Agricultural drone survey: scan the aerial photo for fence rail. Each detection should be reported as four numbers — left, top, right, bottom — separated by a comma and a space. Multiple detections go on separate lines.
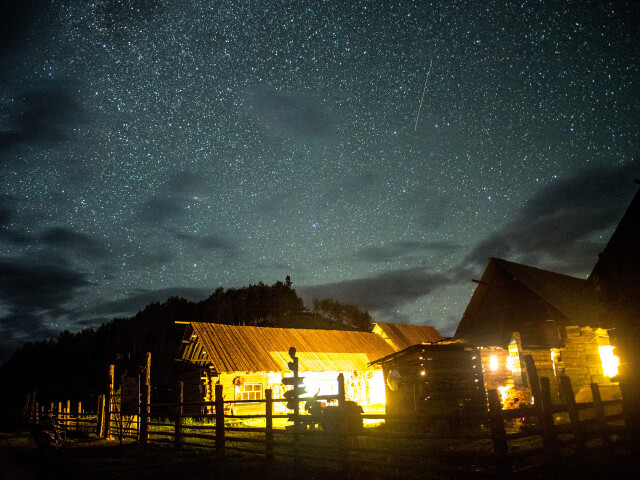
31, 373, 627, 477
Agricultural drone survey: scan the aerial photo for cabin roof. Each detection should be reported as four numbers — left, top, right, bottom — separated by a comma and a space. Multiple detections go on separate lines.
180, 322, 398, 373
455, 257, 602, 347
372, 322, 444, 350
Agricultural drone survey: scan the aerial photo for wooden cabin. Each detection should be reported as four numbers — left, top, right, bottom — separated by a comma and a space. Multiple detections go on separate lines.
454, 257, 620, 406
177, 322, 443, 414
369, 341, 486, 420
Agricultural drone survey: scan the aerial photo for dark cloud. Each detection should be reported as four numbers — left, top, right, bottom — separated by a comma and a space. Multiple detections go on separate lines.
174, 231, 237, 252
139, 171, 211, 223
165, 171, 211, 199
298, 267, 453, 313
355, 240, 458, 263
0, 84, 84, 152
249, 86, 336, 141
0, 0, 45, 60
0, 257, 90, 312
321, 173, 378, 207
465, 162, 639, 269
40, 227, 109, 259
139, 196, 184, 223
0, 257, 90, 360
85, 287, 212, 319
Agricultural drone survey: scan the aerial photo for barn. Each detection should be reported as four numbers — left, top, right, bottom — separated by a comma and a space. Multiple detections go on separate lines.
177, 322, 443, 413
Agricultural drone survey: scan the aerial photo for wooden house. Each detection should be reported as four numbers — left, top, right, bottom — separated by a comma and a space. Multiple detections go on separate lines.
454, 257, 619, 405
369, 340, 486, 419
177, 322, 443, 413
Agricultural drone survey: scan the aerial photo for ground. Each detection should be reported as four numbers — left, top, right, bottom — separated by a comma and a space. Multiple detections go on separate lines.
1, 428, 638, 480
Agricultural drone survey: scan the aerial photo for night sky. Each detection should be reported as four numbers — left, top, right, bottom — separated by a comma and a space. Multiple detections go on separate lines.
1, 0, 638, 363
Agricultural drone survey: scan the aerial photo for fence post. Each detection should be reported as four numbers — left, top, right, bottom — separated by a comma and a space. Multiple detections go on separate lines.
215, 383, 225, 458
337, 373, 350, 475
488, 389, 511, 476
65, 400, 70, 431
77, 402, 81, 432
140, 352, 151, 444
540, 377, 560, 463
105, 364, 114, 439
265, 388, 274, 463
97, 395, 104, 437
591, 383, 612, 451
558, 375, 584, 459
175, 381, 183, 449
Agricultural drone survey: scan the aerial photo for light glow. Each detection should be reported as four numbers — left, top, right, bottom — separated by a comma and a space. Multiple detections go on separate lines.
489, 355, 499, 371
498, 385, 512, 404
368, 370, 386, 405
599, 345, 620, 377
506, 355, 514, 371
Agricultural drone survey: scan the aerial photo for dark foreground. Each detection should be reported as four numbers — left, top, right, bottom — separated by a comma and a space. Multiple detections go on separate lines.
1, 429, 638, 480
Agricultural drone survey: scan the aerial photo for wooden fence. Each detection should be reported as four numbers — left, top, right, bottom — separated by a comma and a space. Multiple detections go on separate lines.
37, 373, 627, 477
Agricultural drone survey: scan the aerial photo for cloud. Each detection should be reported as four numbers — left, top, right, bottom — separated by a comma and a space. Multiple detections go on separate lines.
139, 171, 211, 223
355, 240, 458, 263
464, 162, 639, 269
0, 84, 84, 152
40, 227, 109, 259
84, 287, 212, 320
298, 267, 454, 313
0, 257, 90, 312
174, 231, 237, 252
249, 86, 336, 141
0, 256, 91, 360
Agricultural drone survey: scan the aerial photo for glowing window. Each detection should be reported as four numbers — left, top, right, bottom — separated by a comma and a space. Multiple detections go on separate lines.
599, 346, 620, 378
236, 383, 262, 401
489, 355, 499, 371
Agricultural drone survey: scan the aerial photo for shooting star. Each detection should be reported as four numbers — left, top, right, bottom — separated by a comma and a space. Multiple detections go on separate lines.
414, 59, 433, 132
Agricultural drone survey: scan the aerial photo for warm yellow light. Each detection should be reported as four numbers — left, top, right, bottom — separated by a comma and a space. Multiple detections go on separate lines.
599, 345, 620, 377
498, 385, 512, 404
369, 370, 386, 405
506, 355, 514, 371
489, 355, 499, 371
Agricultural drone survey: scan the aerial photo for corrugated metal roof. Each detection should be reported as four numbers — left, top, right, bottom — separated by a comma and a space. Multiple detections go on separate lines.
372, 322, 444, 350
188, 323, 397, 373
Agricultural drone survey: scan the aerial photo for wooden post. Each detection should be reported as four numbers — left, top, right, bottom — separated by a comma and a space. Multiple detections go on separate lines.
265, 389, 274, 463
591, 383, 612, 451
488, 389, 511, 476
215, 383, 225, 458
105, 364, 114, 439
140, 352, 151, 444
77, 402, 82, 432
66, 400, 71, 431
337, 373, 350, 474
540, 377, 560, 463
558, 375, 585, 459
523, 355, 556, 465
175, 381, 183, 449
97, 394, 104, 437
57, 402, 62, 430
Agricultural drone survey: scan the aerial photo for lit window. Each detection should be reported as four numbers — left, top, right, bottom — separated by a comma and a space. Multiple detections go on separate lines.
236, 383, 262, 401
599, 346, 620, 378
489, 355, 499, 371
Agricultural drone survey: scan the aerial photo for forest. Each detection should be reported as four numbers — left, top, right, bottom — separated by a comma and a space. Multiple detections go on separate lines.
0, 277, 372, 424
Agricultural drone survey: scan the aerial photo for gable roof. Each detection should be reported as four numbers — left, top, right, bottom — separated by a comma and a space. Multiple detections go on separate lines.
180, 322, 397, 373
372, 322, 444, 351
494, 258, 600, 326
455, 257, 602, 347
588, 183, 640, 291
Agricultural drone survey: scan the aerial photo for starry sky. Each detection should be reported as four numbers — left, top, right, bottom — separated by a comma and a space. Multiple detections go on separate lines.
1, 0, 638, 363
